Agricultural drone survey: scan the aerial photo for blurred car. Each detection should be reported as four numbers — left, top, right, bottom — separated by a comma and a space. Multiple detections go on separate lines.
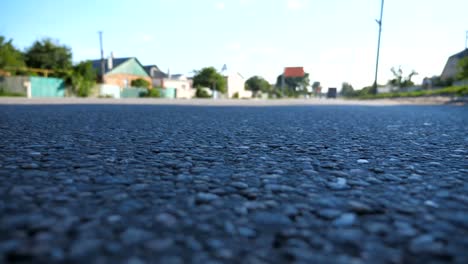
327, 88, 337, 99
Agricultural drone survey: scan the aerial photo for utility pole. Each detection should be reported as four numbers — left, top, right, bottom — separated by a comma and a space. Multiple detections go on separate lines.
281, 69, 285, 98
465, 30, 468, 49
372, 0, 384, 94
212, 81, 216, 99
99, 31, 105, 82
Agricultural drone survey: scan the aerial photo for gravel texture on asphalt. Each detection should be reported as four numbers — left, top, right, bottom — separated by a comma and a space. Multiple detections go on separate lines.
0, 104, 467, 264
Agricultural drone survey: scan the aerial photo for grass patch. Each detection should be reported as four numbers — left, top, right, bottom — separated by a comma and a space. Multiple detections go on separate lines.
0, 88, 26, 97
351, 86, 468, 100
98, 94, 114, 98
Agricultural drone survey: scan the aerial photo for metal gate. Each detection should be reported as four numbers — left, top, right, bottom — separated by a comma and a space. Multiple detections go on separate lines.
30, 77, 65, 97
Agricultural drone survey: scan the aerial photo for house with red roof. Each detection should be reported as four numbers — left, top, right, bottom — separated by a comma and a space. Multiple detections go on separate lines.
284, 67, 305, 78
279, 67, 307, 91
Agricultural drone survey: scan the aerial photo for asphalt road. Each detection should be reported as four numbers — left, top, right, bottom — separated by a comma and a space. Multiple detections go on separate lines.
0, 104, 467, 264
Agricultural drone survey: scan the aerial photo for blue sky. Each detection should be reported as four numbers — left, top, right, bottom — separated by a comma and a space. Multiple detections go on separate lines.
2, 0, 467, 89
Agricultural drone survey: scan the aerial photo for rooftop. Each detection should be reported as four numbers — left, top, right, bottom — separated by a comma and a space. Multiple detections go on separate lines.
90, 57, 133, 76
284, 67, 305, 77
449, 48, 468, 59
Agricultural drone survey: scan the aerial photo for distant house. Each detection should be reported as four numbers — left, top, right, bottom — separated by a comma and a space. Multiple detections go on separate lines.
151, 72, 194, 99
441, 48, 468, 81
280, 67, 305, 88
278, 67, 308, 93
91, 55, 151, 88
284, 67, 305, 78
224, 71, 252, 98
143, 65, 167, 80
377, 85, 398, 94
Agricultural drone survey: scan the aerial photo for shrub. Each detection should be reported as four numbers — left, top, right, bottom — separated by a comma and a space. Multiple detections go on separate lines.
131, 78, 150, 88
146, 88, 161, 98
70, 61, 96, 97
71, 74, 93, 97
195, 87, 210, 98
352, 86, 468, 99
232, 92, 239, 99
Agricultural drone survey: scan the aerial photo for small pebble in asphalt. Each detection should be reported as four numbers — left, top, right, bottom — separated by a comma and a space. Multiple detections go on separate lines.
333, 213, 357, 227
327, 177, 348, 190
195, 192, 219, 204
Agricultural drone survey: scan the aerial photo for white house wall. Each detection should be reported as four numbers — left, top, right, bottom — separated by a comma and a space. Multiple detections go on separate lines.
99, 84, 121, 99
226, 73, 248, 98
154, 78, 193, 99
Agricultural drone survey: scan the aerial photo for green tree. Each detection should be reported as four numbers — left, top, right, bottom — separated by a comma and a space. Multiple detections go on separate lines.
457, 57, 468, 80
193, 67, 226, 93
404, 70, 418, 87
131, 78, 151, 88
275, 72, 310, 97
24, 38, 72, 70
245, 76, 270, 97
340, 82, 354, 97
389, 66, 403, 87
0, 36, 25, 69
355, 86, 373, 97
71, 61, 97, 97
312, 81, 321, 95
428, 76, 453, 87
388, 66, 418, 89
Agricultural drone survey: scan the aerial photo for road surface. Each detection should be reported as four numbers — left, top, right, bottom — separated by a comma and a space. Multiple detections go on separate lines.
0, 104, 467, 263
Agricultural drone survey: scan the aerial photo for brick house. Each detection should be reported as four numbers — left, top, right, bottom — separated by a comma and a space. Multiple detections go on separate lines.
91, 56, 151, 88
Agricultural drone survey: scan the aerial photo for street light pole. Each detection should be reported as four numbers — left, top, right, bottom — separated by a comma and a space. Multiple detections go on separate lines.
465, 30, 468, 49
212, 81, 216, 99
373, 0, 384, 94
99, 31, 105, 82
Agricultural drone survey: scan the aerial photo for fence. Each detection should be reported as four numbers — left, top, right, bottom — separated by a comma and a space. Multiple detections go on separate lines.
0, 76, 28, 95
159, 87, 176, 99
0, 76, 65, 97
30, 77, 65, 97
121, 87, 148, 98
119, 87, 176, 98
1, 77, 181, 99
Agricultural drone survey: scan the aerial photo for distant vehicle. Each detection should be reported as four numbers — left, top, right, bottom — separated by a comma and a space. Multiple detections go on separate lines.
327, 88, 337, 99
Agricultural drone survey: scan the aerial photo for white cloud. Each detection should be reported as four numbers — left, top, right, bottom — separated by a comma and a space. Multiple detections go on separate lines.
249, 46, 279, 55
215, 2, 225, 10
286, 0, 305, 10
73, 47, 100, 62
141, 34, 154, 42
261, 67, 283, 84
225, 42, 242, 51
